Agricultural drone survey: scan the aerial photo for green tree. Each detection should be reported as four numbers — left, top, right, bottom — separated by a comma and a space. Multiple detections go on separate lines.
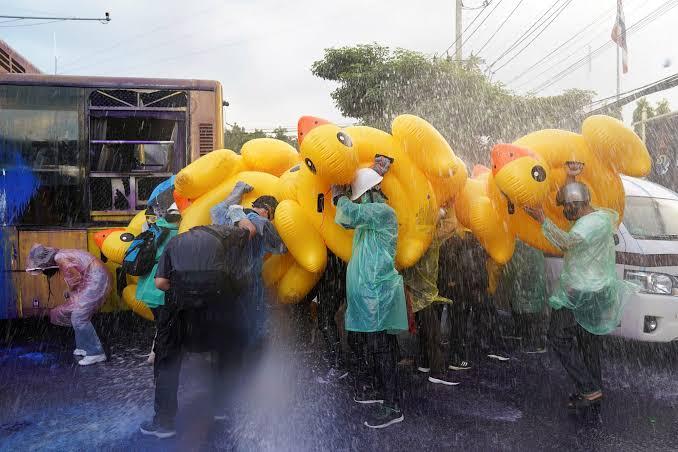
632, 98, 656, 135
224, 124, 297, 153
311, 44, 595, 164
656, 98, 671, 115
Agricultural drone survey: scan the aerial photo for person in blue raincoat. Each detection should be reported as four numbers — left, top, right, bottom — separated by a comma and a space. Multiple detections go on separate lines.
211, 182, 286, 349
332, 156, 407, 430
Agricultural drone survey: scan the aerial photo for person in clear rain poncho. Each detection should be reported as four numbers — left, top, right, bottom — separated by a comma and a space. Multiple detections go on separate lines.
332, 157, 407, 430
525, 181, 636, 413
26, 244, 111, 365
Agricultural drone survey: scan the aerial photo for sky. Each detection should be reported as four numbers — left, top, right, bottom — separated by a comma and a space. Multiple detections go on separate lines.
2, 0, 678, 132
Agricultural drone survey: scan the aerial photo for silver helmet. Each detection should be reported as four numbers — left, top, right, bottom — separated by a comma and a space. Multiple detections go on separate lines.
556, 181, 591, 206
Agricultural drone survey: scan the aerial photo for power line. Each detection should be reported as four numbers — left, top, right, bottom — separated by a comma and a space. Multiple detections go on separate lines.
0, 19, 64, 28
506, 4, 616, 86
475, 0, 525, 57
487, 0, 563, 69
462, 1, 490, 10
492, 0, 574, 74
531, 0, 678, 93
0, 13, 110, 22
440, 1, 491, 57
458, 0, 505, 54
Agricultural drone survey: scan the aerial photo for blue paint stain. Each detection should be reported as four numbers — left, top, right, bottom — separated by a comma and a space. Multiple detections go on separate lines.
0, 150, 40, 319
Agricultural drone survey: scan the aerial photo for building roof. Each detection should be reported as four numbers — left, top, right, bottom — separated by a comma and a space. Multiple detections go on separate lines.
0, 39, 41, 74
0, 73, 220, 91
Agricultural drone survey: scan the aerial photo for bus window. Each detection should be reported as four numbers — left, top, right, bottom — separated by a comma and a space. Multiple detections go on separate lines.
0, 85, 86, 226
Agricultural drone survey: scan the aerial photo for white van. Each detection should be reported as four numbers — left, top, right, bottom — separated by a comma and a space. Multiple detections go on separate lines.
545, 176, 678, 342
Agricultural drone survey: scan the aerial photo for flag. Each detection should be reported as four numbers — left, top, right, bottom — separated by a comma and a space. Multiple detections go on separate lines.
611, 0, 628, 73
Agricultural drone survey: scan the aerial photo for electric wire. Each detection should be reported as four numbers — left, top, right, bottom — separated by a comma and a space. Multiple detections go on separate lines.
440, 1, 491, 57
475, 0, 525, 57
458, 0, 505, 54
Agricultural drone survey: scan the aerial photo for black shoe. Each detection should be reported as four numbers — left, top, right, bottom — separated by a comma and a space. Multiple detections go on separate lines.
139, 420, 176, 439
353, 390, 384, 405
524, 344, 547, 354
448, 359, 472, 371
487, 350, 511, 361
364, 405, 404, 429
428, 373, 460, 386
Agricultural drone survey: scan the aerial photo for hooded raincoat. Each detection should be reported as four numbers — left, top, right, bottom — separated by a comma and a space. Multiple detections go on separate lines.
136, 218, 179, 308
542, 208, 636, 334
26, 246, 111, 328
335, 196, 407, 333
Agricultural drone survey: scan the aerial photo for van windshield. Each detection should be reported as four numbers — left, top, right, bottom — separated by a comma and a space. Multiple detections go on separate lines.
624, 196, 678, 240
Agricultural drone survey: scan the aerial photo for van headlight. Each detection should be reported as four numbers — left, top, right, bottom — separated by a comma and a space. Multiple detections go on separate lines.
624, 270, 676, 295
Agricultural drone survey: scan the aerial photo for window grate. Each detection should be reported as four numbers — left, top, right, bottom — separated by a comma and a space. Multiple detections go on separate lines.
199, 123, 214, 156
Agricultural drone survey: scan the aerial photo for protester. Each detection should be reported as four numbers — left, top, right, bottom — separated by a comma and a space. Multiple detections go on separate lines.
210, 181, 286, 349
524, 181, 634, 413
314, 251, 349, 381
497, 239, 548, 353
333, 157, 408, 429
136, 203, 181, 364
26, 244, 111, 365
439, 230, 510, 371
403, 206, 458, 386
139, 222, 253, 439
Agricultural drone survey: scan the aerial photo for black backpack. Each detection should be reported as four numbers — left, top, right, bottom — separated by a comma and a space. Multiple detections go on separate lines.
169, 225, 250, 310
122, 224, 169, 276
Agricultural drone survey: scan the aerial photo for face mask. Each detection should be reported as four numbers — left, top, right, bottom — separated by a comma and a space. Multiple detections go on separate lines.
165, 213, 181, 224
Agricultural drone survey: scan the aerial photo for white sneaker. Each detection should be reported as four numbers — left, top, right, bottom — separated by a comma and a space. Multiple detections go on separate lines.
73, 349, 87, 356
417, 367, 431, 373
78, 354, 107, 366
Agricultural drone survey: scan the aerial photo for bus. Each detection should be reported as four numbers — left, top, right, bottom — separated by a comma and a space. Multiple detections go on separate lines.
0, 74, 225, 319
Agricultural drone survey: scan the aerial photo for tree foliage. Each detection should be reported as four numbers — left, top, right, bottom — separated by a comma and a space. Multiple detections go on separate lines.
224, 124, 297, 153
632, 97, 671, 135
311, 44, 595, 164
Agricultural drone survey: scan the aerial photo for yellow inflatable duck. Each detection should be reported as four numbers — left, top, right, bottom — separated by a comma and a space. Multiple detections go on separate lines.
98, 115, 467, 307
455, 115, 651, 264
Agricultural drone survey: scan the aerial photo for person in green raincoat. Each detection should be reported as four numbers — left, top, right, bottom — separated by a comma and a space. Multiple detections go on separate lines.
525, 181, 635, 414
403, 206, 457, 386
332, 156, 407, 430
497, 239, 548, 353
137, 203, 181, 363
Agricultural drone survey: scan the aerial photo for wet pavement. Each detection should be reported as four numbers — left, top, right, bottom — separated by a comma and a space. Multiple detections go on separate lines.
1, 309, 677, 452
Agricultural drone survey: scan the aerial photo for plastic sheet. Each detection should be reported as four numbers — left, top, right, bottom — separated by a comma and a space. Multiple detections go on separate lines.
499, 240, 547, 314
335, 196, 407, 333
543, 209, 636, 334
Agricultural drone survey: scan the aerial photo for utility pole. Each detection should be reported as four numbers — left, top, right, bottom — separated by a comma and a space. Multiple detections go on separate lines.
455, 0, 463, 61
616, 45, 621, 101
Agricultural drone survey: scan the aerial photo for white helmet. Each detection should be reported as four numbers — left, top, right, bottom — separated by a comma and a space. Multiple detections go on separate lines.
350, 168, 383, 201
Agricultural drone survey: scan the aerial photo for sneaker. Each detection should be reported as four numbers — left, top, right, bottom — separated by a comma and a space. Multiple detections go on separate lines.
448, 360, 472, 371
524, 344, 547, 354
78, 354, 107, 366
139, 420, 176, 439
364, 405, 404, 429
487, 351, 511, 361
417, 366, 431, 373
73, 349, 86, 356
214, 414, 227, 421
353, 391, 384, 405
428, 374, 460, 386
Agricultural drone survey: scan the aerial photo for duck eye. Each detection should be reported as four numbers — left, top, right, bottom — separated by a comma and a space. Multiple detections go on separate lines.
336, 131, 352, 147
305, 158, 317, 174
531, 165, 546, 182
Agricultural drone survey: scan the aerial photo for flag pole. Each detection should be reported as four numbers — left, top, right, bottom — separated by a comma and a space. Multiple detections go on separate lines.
616, 42, 620, 101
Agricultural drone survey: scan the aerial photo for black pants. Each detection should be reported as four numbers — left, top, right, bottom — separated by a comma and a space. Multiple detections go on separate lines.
348, 331, 400, 407
449, 295, 504, 361
513, 312, 547, 342
415, 304, 449, 375
548, 308, 602, 395
318, 295, 342, 367
151, 302, 247, 426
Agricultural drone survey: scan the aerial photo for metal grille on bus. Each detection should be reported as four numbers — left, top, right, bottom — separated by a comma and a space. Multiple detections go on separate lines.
89, 89, 187, 108
199, 123, 214, 156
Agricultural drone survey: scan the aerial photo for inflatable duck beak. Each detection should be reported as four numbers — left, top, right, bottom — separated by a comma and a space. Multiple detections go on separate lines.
94, 228, 125, 250
491, 144, 536, 176
297, 116, 330, 144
